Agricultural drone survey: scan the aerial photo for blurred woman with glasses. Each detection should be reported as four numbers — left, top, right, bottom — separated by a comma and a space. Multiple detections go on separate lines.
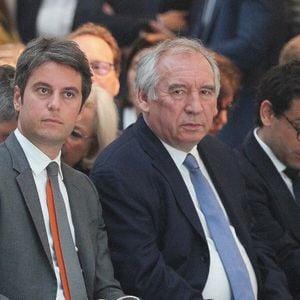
62, 84, 119, 174
69, 22, 121, 97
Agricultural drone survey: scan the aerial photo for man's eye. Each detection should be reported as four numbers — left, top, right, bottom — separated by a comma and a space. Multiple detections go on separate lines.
171, 89, 185, 96
64, 91, 75, 98
201, 89, 211, 95
200, 89, 215, 99
38, 87, 49, 94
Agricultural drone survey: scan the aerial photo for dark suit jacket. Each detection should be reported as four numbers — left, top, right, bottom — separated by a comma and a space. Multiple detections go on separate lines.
90, 116, 291, 300
238, 131, 300, 298
0, 133, 123, 300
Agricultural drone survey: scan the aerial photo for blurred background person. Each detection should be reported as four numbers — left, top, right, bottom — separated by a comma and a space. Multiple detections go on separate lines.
210, 51, 242, 135
62, 84, 119, 174
286, 0, 300, 37
0, 0, 19, 44
0, 64, 17, 142
15, 0, 190, 47
118, 37, 164, 130
0, 41, 24, 66
279, 34, 300, 65
69, 22, 121, 98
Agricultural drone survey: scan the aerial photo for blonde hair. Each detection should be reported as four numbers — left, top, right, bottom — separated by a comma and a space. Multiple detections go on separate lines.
82, 84, 119, 170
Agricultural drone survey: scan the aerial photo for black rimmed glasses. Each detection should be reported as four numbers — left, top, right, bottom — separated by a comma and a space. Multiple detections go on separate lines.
90, 61, 114, 76
283, 114, 300, 141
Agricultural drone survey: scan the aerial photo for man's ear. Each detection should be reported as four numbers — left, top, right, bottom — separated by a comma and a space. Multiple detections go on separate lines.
13, 86, 22, 112
260, 100, 274, 126
136, 88, 150, 113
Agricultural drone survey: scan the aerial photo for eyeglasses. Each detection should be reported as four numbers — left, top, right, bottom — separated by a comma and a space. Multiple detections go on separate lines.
69, 129, 93, 140
90, 61, 114, 76
283, 114, 300, 141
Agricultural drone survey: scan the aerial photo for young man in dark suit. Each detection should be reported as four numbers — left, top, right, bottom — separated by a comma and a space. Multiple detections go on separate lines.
0, 37, 137, 300
90, 37, 292, 300
238, 62, 300, 298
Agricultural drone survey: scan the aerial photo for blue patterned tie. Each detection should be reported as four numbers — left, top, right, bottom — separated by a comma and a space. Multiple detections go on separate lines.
184, 154, 254, 300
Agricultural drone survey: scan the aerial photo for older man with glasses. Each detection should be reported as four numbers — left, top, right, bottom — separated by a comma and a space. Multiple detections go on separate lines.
69, 22, 121, 98
238, 61, 300, 298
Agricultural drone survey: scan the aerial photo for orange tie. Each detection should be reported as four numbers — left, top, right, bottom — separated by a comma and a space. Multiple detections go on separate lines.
46, 177, 71, 300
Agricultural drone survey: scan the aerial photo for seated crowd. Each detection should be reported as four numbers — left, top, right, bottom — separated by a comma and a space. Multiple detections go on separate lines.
1, 1, 300, 299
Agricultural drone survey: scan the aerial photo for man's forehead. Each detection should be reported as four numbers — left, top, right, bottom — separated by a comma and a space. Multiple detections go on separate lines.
25, 62, 82, 89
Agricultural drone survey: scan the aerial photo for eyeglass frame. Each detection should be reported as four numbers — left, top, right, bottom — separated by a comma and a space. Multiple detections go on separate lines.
282, 114, 300, 141
90, 60, 114, 77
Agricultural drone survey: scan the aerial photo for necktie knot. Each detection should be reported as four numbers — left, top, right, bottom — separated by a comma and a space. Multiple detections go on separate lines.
183, 153, 199, 171
284, 167, 299, 180
47, 161, 59, 177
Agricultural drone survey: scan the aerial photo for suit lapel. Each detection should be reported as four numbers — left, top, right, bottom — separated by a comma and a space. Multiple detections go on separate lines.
136, 117, 206, 239
6, 134, 53, 266
62, 166, 93, 293
198, 135, 260, 271
198, 136, 251, 236
244, 133, 300, 240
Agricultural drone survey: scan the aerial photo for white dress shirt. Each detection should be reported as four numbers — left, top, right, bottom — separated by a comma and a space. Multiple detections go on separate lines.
15, 129, 76, 300
254, 128, 295, 197
162, 141, 257, 300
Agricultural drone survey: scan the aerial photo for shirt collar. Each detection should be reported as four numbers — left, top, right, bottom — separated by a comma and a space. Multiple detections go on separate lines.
160, 140, 199, 168
14, 128, 63, 178
254, 128, 286, 173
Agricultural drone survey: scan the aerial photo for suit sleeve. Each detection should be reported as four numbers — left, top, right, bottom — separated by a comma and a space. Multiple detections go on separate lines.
238, 153, 300, 298
83, 177, 125, 300
90, 167, 203, 300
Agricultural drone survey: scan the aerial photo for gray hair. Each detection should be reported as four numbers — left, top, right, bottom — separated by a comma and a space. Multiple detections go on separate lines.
14, 37, 92, 104
135, 37, 220, 100
0, 64, 17, 122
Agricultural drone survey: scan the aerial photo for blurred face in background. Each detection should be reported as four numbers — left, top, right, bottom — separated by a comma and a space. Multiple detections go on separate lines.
127, 48, 150, 105
72, 34, 120, 97
62, 103, 96, 167
210, 76, 235, 135
0, 119, 17, 142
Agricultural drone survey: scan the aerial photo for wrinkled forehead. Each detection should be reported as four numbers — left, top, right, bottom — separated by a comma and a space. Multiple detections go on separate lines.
158, 51, 215, 79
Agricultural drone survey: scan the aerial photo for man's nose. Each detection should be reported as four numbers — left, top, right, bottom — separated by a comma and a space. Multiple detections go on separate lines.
47, 93, 61, 110
185, 92, 204, 114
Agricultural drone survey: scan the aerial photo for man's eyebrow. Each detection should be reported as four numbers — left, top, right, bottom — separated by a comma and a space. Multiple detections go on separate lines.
32, 81, 51, 88
64, 87, 80, 93
202, 84, 216, 91
168, 83, 216, 92
168, 83, 187, 90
